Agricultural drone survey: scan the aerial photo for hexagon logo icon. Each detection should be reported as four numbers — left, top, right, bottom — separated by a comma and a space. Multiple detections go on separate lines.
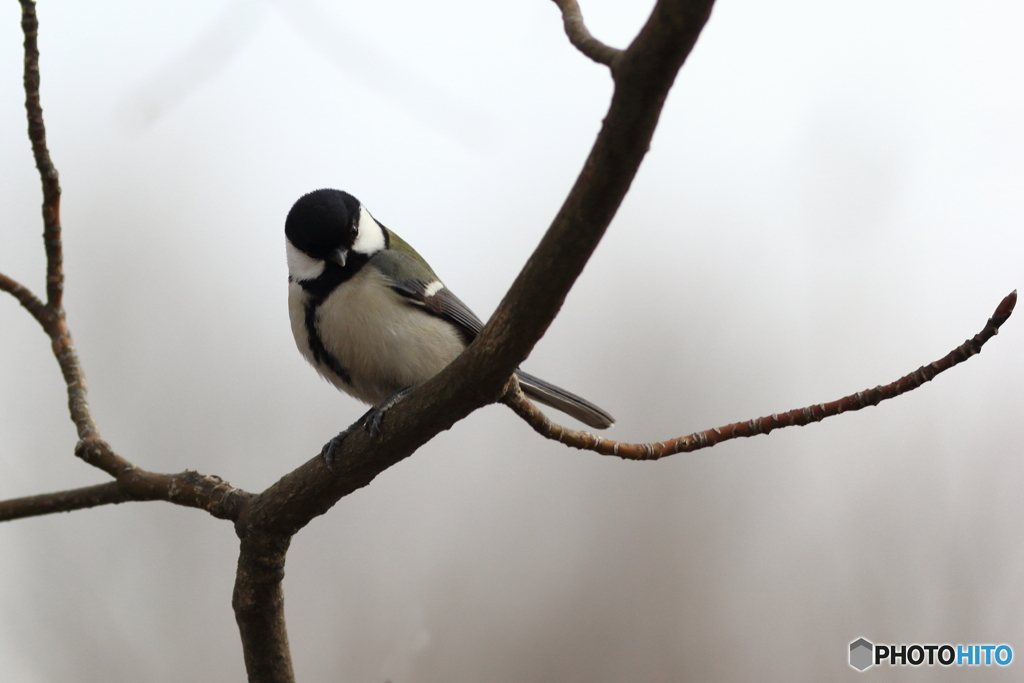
850, 638, 874, 671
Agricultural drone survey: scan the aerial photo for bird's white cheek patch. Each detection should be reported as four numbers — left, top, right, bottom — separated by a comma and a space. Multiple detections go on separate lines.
352, 206, 387, 255
424, 280, 444, 297
286, 241, 326, 281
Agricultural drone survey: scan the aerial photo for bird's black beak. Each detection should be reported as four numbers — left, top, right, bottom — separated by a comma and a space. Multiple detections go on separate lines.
331, 247, 348, 268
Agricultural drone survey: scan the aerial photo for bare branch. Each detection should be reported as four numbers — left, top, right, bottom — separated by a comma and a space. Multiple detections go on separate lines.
0, 271, 50, 326
50, 329, 100, 442
77, 439, 252, 519
19, 0, 63, 309
233, 535, 294, 683
9, 1, 105, 451
0, 447, 253, 523
8, 2, 100, 448
551, 0, 622, 67
0, 482, 126, 522
10, 1, 248, 529
505, 291, 1017, 459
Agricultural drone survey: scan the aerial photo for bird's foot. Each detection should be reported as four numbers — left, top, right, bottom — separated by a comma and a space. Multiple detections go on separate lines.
321, 415, 369, 473
320, 388, 415, 473
365, 387, 414, 439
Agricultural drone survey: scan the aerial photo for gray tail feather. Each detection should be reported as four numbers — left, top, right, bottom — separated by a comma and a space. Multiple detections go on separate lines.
515, 370, 614, 430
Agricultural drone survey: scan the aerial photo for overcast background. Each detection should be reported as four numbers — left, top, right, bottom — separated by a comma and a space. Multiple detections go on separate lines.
1, 1, 1022, 681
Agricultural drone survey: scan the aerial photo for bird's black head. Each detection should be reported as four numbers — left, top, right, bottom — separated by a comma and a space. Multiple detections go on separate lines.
285, 188, 361, 260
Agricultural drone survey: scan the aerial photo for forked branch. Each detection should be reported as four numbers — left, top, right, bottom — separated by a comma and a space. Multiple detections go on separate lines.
552, 0, 622, 67
3, 1, 94, 447
506, 291, 1017, 458
0, 272, 49, 325
0, 436, 253, 523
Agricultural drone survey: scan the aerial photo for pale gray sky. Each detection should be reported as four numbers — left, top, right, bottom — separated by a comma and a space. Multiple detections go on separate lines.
1, 1, 1022, 681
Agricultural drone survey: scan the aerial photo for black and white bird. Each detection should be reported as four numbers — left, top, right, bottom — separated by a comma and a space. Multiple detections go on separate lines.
285, 188, 614, 453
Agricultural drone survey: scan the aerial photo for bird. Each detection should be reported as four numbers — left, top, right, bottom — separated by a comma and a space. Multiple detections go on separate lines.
285, 188, 614, 463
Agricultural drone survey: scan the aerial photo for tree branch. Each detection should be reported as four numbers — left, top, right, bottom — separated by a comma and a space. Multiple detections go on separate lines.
551, 0, 622, 67
19, 0, 63, 309
0, 271, 50, 326
52, 327, 100, 442
0, 482, 126, 522
504, 291, 1017, 459
233, 535, 294, 683
0, 455, 254, 524
6, 1, 107, 452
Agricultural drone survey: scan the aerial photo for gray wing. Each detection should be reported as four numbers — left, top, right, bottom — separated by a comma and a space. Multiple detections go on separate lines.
370, 249, 483, 343
373, 248, 614, 429
391, 279, 483, 345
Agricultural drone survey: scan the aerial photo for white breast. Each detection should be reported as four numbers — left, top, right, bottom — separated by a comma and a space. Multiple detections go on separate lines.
289, 267, 466, 406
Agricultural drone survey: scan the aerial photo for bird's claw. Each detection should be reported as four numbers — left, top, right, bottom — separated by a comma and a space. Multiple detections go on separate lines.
321, 389, 413, 473
320, 433, 344, 474
320, 420, 363, 474
364, 387, 414, 440
366, 409, 386, 440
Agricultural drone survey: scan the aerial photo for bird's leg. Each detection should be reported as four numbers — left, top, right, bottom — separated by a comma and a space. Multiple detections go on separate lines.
320, 387, 415, 473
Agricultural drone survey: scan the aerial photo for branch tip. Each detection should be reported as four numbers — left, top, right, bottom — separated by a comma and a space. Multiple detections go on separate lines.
994, 289, 1017, 320
19, 0, 64, 309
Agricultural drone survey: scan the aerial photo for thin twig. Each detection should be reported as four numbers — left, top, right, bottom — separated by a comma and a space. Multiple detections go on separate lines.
551, 0, 622, 67
0, 482, 127, 522
20, 0, 63, 309
1, 272, 97, 442
505, 291, 1017, 459
0, 454, 253, 523
0, 272, 50, 326
10, 0, 99, 447
44, 326, 98, 442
